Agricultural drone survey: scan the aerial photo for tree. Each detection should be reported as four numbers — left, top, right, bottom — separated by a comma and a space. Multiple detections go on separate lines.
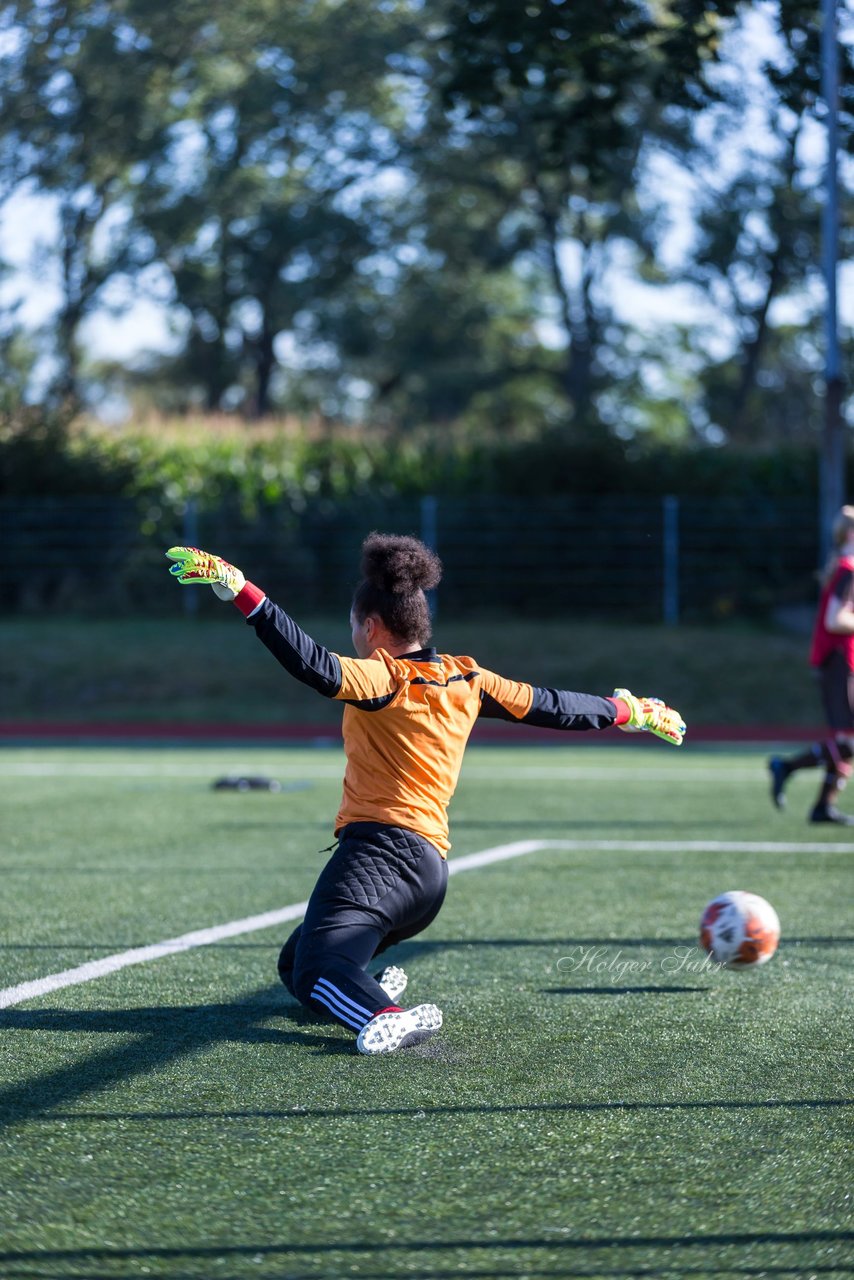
425, 0, 742, 431
681, 0, 853, 442
0, 0, 190, 405
131, 0, 415, 415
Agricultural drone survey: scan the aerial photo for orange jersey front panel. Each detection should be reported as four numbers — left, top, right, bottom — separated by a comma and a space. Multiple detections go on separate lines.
332, 650, 533, 854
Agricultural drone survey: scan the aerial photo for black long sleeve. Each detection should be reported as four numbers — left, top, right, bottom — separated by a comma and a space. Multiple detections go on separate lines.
479, 684, 618, 731
248, 598, 342, 697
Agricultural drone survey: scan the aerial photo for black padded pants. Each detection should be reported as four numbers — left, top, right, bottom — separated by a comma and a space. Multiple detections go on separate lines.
277, 822, 449, 1033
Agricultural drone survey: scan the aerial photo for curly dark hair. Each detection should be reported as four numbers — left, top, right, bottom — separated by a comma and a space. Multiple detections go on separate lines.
352, 532, 442, 645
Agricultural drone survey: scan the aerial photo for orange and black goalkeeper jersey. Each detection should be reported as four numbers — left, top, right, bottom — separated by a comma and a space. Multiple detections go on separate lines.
246, 596, 619, 855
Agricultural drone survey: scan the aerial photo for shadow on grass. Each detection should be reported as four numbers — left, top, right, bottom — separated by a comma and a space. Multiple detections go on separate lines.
4, 982, 850, 1129
0, 1229, 851, 1274
0, 987, 351, 1128
2, 935, 851, 954
15, 1097, 854, 1125
542, 985, 705, 995
388, 936, 854, 960
2, 929, 851, 1130
4, 1271, 852, 1280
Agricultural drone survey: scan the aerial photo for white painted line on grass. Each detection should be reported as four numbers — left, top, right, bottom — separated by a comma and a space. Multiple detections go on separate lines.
0, 762, 761, 782
1, 835, 849, 1011
447, 839, 549, 873
0, 762, 345, 779
534, 839, 854, 855
0, 901, 308, 1010
0, 838, 549, 1010
460, 768, 756, 782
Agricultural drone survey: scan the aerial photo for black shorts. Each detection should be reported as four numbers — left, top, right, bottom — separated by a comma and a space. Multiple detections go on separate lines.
819, 651, 854, 733
278, 821, 450, 1011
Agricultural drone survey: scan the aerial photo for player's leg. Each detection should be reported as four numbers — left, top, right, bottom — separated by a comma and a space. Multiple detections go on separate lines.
366, 857, 450, 1005
293, 916, 443, 1054
287, 824, 448, 1051
810, 657, 854, 824
277, 924, 301, 996
352, 826, 448, 1053
371, 877, 449, 957
290, 912, 396, 1025
769, 656, 854, 811
279, 921, 407, 1003
769, 742, 835, 809
810, 761, 854, 824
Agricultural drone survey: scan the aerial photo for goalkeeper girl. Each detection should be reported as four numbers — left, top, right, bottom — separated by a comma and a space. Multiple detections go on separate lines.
167, 536, 685, 1055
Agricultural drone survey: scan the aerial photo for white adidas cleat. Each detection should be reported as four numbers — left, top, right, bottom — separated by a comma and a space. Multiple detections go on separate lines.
356, 1003, 443, 1055
374, 964, 408, 1003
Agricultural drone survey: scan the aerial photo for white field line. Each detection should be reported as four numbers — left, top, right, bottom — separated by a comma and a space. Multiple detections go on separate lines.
532, 839, 854, 854
0, 762, 756, 782
0, 839, 544, 1010
2, 835, 848, 1011
0, 762, 346, 778
0, 901, 309, 1011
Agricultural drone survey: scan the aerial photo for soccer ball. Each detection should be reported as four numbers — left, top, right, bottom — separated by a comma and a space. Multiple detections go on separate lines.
699, 891, 781, 968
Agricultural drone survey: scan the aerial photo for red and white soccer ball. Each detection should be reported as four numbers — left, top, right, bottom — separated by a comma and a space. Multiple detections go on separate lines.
699, 891, 781, 968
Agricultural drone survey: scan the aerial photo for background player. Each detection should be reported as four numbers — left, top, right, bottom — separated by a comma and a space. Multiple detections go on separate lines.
167, 535, 686, 1054
769, 506, 854, 825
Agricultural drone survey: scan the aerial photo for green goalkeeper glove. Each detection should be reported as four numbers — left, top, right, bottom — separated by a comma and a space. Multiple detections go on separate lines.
165, 546, 246, 601
612, 687, 686, 746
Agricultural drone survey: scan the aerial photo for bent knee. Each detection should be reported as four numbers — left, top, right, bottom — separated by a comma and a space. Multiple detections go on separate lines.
290, 959, 325, 1007
277, 943, 297, 996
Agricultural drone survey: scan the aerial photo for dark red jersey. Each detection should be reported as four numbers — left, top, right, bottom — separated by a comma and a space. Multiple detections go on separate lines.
809, 555, 854, 670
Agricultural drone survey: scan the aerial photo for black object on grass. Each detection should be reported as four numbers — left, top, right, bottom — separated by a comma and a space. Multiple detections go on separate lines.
212, 775, 281, 792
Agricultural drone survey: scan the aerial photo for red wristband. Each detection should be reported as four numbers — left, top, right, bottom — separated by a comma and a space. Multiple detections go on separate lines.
233, 581, 266, 617
607, 697, 631, 725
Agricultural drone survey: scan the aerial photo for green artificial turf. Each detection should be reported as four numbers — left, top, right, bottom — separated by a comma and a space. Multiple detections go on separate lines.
0, 744, 851, 1279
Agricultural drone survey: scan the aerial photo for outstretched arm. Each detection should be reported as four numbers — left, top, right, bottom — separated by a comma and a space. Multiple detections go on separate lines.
165, 546, 343, 697
249, 597, 343, 696
478, 679, 618, 731
478, 668, 685, 746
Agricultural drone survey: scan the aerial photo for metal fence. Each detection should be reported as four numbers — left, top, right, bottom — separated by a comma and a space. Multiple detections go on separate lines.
0, 493, 820, 623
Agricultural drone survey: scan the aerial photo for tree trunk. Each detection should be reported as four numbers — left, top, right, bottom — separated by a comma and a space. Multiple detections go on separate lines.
729, 123, 801, 439
533, 178, 596, 421
54, 211, 85, 408
252, 316, 276, 419
728, 246, 784, 437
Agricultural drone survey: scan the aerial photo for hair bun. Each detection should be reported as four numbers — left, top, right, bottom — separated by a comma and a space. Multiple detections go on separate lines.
360, 533, 442, 595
